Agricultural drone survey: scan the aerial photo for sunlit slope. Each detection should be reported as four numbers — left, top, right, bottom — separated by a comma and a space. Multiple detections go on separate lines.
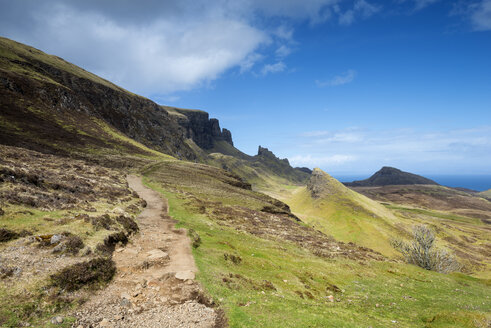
277, 168, 404, 256
143, 162, 491, 328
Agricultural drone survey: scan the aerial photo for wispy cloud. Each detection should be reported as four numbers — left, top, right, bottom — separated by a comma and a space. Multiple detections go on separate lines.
470, 0, 491, 31
316, 69, 357, 87
261, 61, 286, 75
300, 130, 362, 142
290, 126, 491, 174
395, 0, 440, 11
275, 45, 292, 58
339, 0, 381, 25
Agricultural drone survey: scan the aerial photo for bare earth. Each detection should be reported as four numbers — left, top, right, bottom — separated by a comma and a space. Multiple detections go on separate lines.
73, 175, 219, 328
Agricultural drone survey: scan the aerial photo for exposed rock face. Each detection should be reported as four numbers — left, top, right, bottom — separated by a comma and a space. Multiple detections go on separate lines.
308, 168, 347, 198
171, 108, 233, 149
257, 146, 290, 165
345, 166, 439, 187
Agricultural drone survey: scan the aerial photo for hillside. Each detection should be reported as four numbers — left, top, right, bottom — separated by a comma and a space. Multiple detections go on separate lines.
0, 36, 305, 187
0, 37, 490, 327
345, 166, 439, 187
272, 168, 404, 256
207, 144, 309, 190
480, 189, 491, 200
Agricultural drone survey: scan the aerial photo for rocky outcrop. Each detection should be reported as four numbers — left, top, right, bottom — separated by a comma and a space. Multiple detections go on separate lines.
256, 146, 289, 165
345, 166, 439, 187
253, 146, 310, 184
308, 168, 348, 198
170, 108, 233, 149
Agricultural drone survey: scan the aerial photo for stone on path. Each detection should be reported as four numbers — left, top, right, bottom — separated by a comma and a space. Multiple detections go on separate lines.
147, 249, 169, 261
175, 270, 195, 281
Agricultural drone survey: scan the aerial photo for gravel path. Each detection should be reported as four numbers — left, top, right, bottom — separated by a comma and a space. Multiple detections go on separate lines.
72, 175, 222, 328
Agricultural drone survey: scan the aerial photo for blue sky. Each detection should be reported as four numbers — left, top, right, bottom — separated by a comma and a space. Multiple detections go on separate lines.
1, 0, 491, 175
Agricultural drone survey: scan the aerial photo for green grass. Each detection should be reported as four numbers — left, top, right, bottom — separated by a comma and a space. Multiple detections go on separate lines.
385, 204, 484, 225
142, 167, 491, 328
276, 184, 403, 257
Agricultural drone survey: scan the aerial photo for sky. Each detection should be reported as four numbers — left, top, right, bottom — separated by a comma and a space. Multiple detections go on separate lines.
1, 0, 491, 176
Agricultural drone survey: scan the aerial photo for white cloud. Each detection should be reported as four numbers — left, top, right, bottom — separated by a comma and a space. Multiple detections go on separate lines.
0, 0, 385, 96
316, 69, 357, 87
261, 61, 286, 75
290, 154, 357, 166
25, 4, 268, 95
0, 0, 348, 96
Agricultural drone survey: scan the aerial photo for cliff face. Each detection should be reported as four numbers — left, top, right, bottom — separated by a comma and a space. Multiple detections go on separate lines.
0, 37, 197, 159
170, 108, 233, 149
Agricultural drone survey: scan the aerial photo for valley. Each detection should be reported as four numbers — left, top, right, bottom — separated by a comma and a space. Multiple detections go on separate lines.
0, 36, 490, 327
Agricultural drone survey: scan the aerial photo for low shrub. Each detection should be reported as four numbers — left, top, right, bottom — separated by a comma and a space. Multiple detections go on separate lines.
64, 235, 85, 255
116, 215, 139, 234
96, 232, 128, 254
0, 228, 18, 242
224, 253, 242, 265
189, 229, 201, 248
50, 257, 116, 291
91, 214, 114, 230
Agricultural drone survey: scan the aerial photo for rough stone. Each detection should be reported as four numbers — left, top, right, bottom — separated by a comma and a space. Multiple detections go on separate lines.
50, 234, 63, 245
51, 316, 63, 324
147, 249, 169, 261
175, 270, 195, 281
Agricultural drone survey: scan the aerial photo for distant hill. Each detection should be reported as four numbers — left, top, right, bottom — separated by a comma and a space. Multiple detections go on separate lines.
345, 166, 439, 187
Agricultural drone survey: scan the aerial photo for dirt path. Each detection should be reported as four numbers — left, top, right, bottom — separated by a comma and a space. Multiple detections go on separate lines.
73, 175, 220, 328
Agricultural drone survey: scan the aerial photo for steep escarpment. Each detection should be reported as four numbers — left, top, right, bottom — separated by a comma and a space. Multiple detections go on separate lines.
165, 107, 233, 149
0, 37, 195, 159
345, 166, 439, 187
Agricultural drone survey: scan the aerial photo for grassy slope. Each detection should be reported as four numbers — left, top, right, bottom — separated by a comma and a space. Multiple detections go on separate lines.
0, 37, 135, 95
281, 186, 402, 256
142, 162, 491, 328
264, 168, 402, 256
272, 170, 491, 279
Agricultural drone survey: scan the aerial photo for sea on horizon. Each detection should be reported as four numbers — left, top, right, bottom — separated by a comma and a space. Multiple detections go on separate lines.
333, 174, 491, 192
